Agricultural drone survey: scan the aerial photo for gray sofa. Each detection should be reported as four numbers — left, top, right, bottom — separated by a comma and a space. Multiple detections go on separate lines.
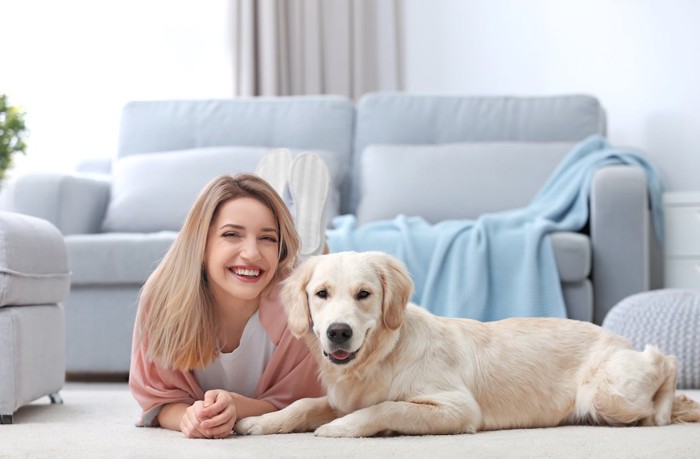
9, 92, 654, 375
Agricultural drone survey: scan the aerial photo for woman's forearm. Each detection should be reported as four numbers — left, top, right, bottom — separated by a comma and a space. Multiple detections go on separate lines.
233, 393, 277, 419
157, 402, 190, 431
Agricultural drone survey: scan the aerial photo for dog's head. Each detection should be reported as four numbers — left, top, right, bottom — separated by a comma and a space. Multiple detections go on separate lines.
281, 251, 414, 366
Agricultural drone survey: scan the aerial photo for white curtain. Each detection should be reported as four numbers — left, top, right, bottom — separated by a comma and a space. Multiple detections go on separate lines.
229, 0, 402, 99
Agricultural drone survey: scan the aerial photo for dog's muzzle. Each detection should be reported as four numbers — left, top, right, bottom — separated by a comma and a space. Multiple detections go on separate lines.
324, 323, 357, 364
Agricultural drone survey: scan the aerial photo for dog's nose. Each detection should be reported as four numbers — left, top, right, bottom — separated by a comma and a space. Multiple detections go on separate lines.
326, 323, 353, 344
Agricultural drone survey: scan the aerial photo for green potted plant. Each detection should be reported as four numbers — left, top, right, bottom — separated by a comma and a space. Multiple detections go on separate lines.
0, 94, 27, 182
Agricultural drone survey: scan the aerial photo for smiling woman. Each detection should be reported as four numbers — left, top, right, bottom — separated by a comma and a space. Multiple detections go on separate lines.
129, 173, 324, 439
0, 0, 232, 177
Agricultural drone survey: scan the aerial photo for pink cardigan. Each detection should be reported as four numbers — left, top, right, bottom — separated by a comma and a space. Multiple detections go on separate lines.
129, 282, 324, 426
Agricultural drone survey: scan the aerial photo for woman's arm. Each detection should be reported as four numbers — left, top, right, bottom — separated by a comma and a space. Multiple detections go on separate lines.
157, 403, 191, 432
230, 392, 278, 419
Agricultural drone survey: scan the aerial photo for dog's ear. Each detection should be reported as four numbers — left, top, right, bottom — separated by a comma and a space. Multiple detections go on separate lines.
281, 257, 317, 337
374, 252, 414, 331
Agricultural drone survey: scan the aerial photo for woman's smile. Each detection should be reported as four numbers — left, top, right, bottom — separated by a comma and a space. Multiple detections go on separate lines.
230, 265, 264, 281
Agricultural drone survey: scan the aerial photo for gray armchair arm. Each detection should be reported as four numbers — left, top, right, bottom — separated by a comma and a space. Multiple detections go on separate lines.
590, 165, 649, 324
13, 173, 110, 235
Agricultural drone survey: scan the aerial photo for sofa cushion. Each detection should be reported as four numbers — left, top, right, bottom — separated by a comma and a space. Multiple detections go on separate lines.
65, 232, 178, 285
0, 212, 70, 307
101, 146, 346, 233
118, 97, 354, 159
356, 142, 576, 225
351, 93, 606, 214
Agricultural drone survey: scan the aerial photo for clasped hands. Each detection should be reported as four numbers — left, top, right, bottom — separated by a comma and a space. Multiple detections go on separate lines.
180, 389, 238, 439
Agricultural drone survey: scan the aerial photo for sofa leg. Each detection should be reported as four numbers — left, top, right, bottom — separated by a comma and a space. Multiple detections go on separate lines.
0, 414, 13, 424
49, 392, 63, 404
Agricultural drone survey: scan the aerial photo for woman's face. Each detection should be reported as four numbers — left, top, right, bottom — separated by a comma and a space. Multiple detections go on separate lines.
204, 196, 280, 308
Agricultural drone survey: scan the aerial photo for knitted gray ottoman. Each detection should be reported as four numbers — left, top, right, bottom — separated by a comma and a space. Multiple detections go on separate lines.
603, 289, 700, 389
0, 211, 71, 424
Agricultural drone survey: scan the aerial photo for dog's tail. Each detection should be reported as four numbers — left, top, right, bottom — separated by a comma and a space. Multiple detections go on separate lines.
671, 394, 700, 423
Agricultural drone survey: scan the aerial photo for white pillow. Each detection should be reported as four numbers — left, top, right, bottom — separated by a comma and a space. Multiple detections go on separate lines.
356, 142, 576, 225
102, 146, 345, 232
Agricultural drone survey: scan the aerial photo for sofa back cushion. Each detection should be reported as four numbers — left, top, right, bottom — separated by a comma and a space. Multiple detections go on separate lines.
106, 95, 355, 233
102, 147, 346, 232
118, 96, 354, 159
356, 142, 577, 225
351, 93, 606, 215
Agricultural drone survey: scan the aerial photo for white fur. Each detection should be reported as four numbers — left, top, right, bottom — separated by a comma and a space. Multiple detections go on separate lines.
235, 251, 698, 437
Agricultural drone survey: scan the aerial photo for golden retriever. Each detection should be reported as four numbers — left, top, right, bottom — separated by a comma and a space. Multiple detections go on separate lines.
235, 251, 700, 437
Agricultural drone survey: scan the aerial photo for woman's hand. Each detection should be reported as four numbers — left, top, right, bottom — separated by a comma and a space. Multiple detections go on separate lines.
159, 390, 276, 438
195, 390, 239, 439
179, 400, 210, 438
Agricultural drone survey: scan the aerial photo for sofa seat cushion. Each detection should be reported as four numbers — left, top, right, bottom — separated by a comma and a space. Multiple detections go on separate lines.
65, 232, 177, 285
0, 212, 70, 307
66, 231, 589, 287
102, 147, 346, 233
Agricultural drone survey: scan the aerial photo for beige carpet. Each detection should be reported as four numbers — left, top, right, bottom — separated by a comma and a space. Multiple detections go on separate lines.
1, 383, 699, 458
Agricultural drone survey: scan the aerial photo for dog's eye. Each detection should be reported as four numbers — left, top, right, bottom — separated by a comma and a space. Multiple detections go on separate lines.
356, 290, 371, 300
316, 289, 329, 299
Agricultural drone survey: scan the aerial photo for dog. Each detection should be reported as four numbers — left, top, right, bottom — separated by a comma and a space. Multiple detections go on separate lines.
235, 251, 700, 437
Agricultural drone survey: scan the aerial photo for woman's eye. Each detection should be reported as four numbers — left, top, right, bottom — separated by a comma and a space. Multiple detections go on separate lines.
223, 232, 241, 238
261, 236, 278, 243
316, 289, 328, 299
356, 290, 371, 300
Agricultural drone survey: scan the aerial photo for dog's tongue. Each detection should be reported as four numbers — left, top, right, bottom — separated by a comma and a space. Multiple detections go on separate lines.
331, 350, 350, 360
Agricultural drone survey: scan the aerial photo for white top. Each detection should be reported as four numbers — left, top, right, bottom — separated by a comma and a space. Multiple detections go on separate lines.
194, 310, 276, 397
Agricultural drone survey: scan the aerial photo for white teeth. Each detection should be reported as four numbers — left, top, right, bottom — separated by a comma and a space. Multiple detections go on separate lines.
232, 268, 261, 277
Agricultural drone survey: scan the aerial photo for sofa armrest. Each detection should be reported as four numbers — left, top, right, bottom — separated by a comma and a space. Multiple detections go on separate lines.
13, 173, 110, 235
590, 165, 649, 324
75, 157, 113, 175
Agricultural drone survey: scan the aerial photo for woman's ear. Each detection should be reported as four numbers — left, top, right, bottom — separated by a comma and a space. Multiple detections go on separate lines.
375, 253, 413, 331
281, 258, 317, 337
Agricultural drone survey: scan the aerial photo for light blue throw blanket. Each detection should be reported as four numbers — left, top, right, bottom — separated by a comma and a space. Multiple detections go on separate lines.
327, 135, 663, 321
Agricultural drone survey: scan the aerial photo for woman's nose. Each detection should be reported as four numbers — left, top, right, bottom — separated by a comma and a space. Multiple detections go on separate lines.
241, 237, 261, 259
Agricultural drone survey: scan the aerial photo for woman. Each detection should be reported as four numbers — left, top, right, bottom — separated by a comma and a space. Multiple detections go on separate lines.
129, 173, 323, 438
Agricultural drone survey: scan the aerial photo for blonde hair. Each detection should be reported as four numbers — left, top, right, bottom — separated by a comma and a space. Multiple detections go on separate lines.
139, 173, 300, 371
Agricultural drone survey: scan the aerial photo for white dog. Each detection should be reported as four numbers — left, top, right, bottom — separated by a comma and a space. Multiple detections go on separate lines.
235, 251, 700, 437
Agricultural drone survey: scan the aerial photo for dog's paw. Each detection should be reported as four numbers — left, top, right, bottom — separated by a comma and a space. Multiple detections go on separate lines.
234, 416, 277, 435
314, 419, 365, 438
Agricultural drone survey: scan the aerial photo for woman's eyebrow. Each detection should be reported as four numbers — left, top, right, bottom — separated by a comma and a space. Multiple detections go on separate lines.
219, 223, 245, 230
219, 223, 278, 234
